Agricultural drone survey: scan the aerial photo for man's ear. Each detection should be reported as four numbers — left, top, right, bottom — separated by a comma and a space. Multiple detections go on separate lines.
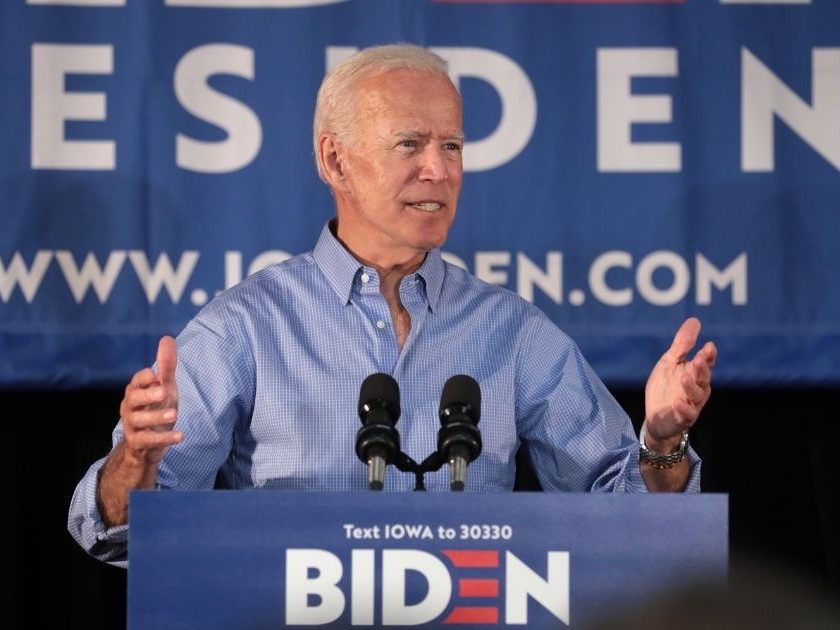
318, 134, 347, 188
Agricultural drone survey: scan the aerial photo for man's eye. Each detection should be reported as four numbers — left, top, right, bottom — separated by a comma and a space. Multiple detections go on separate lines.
443, 143, 462, 152
398, 139, 417, 148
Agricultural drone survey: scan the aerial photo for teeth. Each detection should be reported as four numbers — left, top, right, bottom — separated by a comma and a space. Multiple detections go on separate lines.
409, 202, 441, 212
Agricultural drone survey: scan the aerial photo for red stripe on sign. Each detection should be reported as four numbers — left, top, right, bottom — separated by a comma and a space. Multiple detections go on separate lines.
459, 578, 500, 598
436, 1, 684, 5
442, 550, 499, 567
443, 607, 500, 624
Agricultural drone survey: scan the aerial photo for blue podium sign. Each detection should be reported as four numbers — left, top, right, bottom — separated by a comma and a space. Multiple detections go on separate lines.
129, 491, 727, 629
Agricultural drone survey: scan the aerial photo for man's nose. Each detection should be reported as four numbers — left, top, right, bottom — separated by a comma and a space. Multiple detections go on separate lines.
417, 146, 449, 183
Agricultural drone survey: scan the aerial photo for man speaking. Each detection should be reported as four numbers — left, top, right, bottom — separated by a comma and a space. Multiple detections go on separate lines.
68, 44, 717, 568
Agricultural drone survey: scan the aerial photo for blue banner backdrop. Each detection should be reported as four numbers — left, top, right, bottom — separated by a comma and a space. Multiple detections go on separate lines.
1, 0, 838, 387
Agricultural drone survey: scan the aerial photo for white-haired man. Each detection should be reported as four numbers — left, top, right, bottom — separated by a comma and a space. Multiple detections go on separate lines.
69, 44, 717, 567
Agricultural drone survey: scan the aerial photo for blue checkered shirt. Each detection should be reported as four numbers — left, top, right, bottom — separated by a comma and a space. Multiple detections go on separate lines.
68, 222, 700, 567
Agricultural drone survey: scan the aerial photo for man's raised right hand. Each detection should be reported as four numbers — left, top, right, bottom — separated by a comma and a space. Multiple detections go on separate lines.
119, 335, 182, 466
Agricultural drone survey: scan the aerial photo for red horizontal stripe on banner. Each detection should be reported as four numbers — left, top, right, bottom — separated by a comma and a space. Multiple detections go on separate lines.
459, 578, 500, 597
442, 550, 500, 567
444, 607, 500, 624
436, 1, 684, 4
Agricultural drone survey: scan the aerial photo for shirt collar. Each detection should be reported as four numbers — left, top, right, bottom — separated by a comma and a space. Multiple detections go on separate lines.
415, 247, 444, 312
312, 221, 445, 311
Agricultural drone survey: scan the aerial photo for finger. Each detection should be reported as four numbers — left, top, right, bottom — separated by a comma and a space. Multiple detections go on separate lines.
123, 385, 169, 410
664, 317, 701, 362
126, 367, 160, 390
124, 407, 178, 431
680, 372, 708, 405
687, 354, 711, 387
156, 335, 178, 387
124, 429, 184, 451
688, 342, 717, 385
121, 370, 164, 420
700, 341, 718, 368
672, 400, 699, 428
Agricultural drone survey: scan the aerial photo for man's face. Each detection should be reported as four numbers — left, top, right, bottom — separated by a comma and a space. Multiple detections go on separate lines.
333, 70, 464, 266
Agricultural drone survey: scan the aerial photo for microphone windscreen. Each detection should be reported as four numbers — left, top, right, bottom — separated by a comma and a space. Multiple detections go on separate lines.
439, 374, 481, 421
358, 372, 401, 420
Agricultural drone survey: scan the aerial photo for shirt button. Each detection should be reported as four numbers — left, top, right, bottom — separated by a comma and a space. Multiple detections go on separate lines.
375, 320, 386, 329
361, 273, 370, 284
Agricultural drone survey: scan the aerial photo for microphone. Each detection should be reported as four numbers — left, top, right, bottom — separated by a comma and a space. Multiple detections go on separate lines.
356, 373, 401, 490
438, 375, 482, 491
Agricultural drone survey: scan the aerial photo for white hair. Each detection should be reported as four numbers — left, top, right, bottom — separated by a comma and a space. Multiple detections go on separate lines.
313, 43, 452, 183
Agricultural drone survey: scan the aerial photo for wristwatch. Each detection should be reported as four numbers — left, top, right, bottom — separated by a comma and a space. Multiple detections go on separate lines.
639, 421, 689, 469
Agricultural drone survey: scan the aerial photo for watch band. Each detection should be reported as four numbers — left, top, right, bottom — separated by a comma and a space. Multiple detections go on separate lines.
639, 421, 689, 469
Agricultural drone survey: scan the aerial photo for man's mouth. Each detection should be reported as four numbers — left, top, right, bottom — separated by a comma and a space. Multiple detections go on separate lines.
407, 202, 442, 212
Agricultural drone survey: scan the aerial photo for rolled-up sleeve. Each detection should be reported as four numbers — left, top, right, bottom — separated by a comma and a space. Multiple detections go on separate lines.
67, 446, 130, 568
514, 313, 701, 494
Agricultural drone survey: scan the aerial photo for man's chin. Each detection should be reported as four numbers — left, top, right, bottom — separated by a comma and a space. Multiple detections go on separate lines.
413, 232, 448, 253
413, 219, 454, 251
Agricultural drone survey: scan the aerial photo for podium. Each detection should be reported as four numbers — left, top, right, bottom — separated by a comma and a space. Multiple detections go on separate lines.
129, 491, 727, 629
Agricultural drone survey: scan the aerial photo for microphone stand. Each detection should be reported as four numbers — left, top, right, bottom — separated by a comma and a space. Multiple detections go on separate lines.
390, 450, 450, 492
392, 451, 426, 491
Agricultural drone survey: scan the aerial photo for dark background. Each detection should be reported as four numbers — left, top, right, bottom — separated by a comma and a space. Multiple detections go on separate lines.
11, 385, 839, 628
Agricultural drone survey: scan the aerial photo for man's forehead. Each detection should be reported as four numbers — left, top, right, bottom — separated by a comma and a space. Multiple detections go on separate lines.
356, 84, 461, 132
356, 70, 461, 106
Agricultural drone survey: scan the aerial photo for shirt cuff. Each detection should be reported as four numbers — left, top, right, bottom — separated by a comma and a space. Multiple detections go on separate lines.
67, 457, 130, 567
